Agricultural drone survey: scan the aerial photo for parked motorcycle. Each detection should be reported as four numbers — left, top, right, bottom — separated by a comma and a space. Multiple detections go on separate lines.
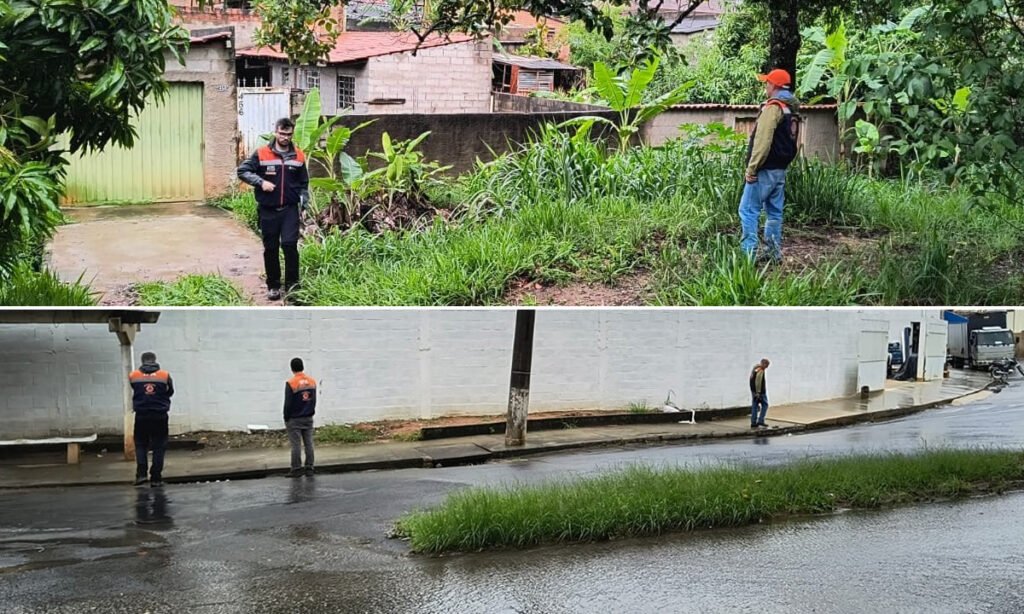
989, 357, 1024, 387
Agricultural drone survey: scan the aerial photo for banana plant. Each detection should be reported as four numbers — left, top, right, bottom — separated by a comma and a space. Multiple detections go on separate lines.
560, 56, 694, 153
355, 131, 451, 206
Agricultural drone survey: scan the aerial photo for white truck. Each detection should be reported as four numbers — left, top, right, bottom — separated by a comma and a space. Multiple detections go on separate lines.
946, 311, 1016, 369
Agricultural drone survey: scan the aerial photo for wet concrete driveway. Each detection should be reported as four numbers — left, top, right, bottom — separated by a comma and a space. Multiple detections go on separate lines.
47, 202, 267, 305
2, 386, 1023, 613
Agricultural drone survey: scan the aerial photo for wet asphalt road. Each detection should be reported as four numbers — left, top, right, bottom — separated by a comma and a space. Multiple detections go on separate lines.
1, 385, 1023, 613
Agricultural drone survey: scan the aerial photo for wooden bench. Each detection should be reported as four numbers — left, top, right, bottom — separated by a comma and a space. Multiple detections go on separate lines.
0, 434, 98, 464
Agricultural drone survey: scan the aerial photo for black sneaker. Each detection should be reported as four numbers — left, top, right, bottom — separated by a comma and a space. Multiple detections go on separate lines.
304, 467, 314, 477
751, 424, 758, 429
757, 423, 768, 428
134, 477, 148, 486
267, 288, 282, 301
287, 469, 303, 478
150, 480, 164, 488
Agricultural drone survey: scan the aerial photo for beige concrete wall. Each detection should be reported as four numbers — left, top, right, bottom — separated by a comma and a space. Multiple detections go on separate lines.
362, 40, 493, 114
643, 106, 840, 162
163, 37, 238, 198
492, 92, 608, 113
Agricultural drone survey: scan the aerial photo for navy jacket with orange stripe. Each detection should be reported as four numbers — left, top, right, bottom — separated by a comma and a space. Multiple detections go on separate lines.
237, 144, 310, 209
284, 372, 317, 421
129, 363, 174, 415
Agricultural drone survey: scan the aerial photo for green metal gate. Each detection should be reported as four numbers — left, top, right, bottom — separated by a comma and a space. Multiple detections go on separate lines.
61, 83, 204, 205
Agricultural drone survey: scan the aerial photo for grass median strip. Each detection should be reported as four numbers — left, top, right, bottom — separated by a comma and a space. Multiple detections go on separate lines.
395, 449, 1024, 554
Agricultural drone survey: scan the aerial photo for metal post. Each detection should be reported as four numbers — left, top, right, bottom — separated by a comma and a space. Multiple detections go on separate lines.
505, 310, 536, 447
109, 318, 138, 461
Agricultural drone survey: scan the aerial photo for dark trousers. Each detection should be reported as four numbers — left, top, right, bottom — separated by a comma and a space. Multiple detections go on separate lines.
134, 414, 169, 480
286, 417, 315, 470
259, 205, 300, 291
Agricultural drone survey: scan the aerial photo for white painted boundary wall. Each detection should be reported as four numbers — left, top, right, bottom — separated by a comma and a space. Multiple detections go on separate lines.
0, 309, 941, 437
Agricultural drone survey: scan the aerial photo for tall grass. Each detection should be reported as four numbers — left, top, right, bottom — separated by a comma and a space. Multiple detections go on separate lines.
784, 158, 870, 226
209, 123, 1024, 306
396, 449, 1024, 554
0, 265, 97, 306
137, 274, 249, 306
210, 191, 258, 233
652, 237, 865, 306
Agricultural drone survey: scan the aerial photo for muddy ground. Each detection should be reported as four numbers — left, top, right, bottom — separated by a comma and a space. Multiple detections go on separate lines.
174, 410, 624, 451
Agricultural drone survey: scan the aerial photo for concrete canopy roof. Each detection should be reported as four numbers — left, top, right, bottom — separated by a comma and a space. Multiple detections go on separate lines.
0, 310, 160, 325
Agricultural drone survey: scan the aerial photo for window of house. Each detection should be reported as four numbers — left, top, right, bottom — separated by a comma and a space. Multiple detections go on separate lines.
304, 68, 320, 91
281, 66, 291, 88
337, 74, 356, 110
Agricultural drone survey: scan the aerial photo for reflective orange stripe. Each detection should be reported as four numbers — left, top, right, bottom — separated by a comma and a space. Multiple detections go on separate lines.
288, 373, 317, 392
130, 369, 169, 384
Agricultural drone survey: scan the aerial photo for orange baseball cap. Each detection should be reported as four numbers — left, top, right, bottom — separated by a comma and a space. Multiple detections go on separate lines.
757, 68, 792, 87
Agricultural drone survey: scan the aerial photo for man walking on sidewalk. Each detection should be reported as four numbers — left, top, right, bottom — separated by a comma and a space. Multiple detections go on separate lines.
129, 352, 174, 487
284, 357, 317, 477
739, 68, 802, 262
236, 117, 310, 302
750, 358, 770, 428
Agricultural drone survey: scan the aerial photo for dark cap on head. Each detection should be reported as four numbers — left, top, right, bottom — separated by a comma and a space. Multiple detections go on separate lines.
290, 357, 304, 372
141, 351, 157, 364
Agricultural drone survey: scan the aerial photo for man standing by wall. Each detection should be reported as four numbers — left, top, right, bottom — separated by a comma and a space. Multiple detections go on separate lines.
129, 352, 174, 487
750, 358, 771, 429
739, 68, 802, 262
237, 118, 310, 302
284, 357, 317, 477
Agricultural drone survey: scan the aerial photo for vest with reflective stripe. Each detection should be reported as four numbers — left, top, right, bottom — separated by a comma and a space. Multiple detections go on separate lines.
287, 372, 317, 418
255, 145, 307, 209
130, 369, 172, 414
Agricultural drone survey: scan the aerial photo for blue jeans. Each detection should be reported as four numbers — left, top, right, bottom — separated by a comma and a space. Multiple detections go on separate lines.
751, 394, 769, 425
739, 169, 787, 259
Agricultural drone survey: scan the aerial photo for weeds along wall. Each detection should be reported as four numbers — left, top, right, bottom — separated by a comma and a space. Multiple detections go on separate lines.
0, 309, 938, 437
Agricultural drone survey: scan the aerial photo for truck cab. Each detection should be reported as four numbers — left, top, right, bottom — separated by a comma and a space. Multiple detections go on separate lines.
969, 327, 1015, 367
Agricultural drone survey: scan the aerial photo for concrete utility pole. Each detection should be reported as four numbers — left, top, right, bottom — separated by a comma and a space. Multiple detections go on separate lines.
109, 317, 139, 461
505, 310, 536, 447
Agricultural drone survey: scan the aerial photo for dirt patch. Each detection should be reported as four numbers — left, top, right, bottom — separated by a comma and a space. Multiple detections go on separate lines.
778, 227, 884, 273
175, 410, 624, 451
50, 202, 271, 306
506, 271, 651, 306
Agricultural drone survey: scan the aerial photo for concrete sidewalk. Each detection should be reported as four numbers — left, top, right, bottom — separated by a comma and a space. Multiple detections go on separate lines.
0, 372, 991, 489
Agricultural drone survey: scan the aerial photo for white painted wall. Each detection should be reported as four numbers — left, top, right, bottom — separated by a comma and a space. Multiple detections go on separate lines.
0, 309, 941, 438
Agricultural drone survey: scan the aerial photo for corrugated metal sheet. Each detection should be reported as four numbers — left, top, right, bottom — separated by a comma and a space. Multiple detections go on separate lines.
237, 87, 290, 158
494, 53, 578, 71
61, 83, 204, 204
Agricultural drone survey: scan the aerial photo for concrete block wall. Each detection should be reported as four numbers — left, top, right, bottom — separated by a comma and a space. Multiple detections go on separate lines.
643, 106, 840, 162
0, 324, 121, 438
0, 310, 941, 438
363, 41, 492, 115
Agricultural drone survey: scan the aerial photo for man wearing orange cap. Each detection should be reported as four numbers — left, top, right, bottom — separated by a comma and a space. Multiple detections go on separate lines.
739, 68, 802, 262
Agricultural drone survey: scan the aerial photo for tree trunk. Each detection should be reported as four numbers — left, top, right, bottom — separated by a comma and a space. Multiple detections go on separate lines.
768, 0, 801, 91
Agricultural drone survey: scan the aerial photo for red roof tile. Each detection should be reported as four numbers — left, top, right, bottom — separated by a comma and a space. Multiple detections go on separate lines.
237, 31, 477, 64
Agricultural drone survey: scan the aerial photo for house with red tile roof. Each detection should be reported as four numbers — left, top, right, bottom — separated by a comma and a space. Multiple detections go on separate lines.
236, 32, 493, 115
